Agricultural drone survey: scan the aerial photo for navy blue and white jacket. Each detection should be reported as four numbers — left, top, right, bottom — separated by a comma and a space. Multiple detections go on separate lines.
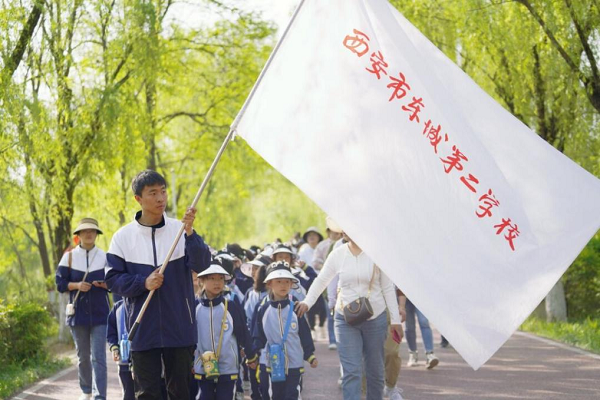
224, 283, 244, 309
296, 266, 317, 292
233, 268, 253, 295
243, 289, 268, 329
55, 245, 109, 327
106, 300, 130, 371
252, 296, 315, 371
194, 294, 256, 379
105, 212, 211, 352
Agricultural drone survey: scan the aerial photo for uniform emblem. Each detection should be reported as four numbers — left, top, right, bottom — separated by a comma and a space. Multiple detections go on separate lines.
291, 322, 298, 330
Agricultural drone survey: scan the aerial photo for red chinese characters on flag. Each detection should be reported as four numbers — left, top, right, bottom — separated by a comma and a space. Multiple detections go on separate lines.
422, 120, 448, 154
460, 174, 479, 193
366, 51, 388, 79
343, 29, 370, 57
441, 145, 468, 173
494, 218, 520, 251
387, 72, 411, 101
342, 28, 523, 253
402, 97, 425, 122
477, 189, 500, 218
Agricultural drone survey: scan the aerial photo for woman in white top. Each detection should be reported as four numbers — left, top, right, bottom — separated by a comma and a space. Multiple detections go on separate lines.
296, 231, 403, 400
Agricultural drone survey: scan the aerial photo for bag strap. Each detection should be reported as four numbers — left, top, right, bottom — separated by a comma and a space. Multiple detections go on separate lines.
366, 264, 378, 298
68, 251, 73, 270
339, 262, 378, 308
215, 299, 228, 360
281, 299, 295, 344
118, 305, 127, 339
71, 269, 89, 305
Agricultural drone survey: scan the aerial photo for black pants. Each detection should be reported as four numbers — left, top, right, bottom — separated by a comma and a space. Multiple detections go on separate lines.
249, 365, 262, 400
197, 379, 236, 400
307, 296, 327, 329
258, 364, 271, 400
118, 367, 135, 400
131, 346, 194, 400
270, 369, 302, 400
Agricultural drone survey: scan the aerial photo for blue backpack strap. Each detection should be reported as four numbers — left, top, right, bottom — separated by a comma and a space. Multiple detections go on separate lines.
281, 299, 294, 344
118, 304, 127, 339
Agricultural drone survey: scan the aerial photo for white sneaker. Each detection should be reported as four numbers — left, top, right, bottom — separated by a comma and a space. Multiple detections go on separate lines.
407, 351, 418, 367
337, 376, 343, 387
78, 394, 92, 400
235, 392, 244, 400
319, 326, 328, 340
384, 386, 404, 400
328, 343, 337, 350
426, 352, 439, 369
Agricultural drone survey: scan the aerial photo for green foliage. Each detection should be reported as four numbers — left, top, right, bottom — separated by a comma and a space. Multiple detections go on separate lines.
521, 317, 600, 355
0, 301, 54, 365
0, 1, 598, 324
0, 301, 69, 399
0, 357, 70, 399
563, 235, 600, 320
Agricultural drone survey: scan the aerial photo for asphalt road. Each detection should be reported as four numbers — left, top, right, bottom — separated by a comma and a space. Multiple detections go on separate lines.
10, 328, 600, 399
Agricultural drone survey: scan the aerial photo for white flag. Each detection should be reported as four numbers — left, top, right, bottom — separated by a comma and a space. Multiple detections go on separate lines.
235, 0, 600, 369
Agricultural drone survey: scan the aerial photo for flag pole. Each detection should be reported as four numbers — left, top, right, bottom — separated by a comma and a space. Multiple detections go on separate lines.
128, 0, 308, 342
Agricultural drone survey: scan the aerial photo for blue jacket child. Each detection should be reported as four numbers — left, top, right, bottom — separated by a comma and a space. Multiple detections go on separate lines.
106, 300, 135, 400
194, 260, 257, 400
252, 262, 317, 400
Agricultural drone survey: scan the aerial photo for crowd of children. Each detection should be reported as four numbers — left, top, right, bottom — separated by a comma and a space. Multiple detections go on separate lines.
107, 234, 326, 400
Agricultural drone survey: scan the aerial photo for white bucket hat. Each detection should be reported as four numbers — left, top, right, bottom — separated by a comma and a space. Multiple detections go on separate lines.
197, 262, 232, 280
272, 243, 296, 258
302, 226, 323, 242
73, 218, 103, 235
264, 261, 299, 283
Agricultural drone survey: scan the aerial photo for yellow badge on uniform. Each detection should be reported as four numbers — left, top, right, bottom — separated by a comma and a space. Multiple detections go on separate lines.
291, 322, 298, 330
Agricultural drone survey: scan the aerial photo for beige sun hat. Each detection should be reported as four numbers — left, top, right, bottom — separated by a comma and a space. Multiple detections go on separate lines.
73, 218, 103, 235
326, 216, 343, 234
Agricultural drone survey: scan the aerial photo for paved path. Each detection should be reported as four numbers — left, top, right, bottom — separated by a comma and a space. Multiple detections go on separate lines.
10, 329, 600, 399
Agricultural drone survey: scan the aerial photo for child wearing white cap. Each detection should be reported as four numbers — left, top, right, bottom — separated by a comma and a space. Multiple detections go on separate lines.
271, 243, 317, 302
251, 261, 318, 400
194, 259, 258, 400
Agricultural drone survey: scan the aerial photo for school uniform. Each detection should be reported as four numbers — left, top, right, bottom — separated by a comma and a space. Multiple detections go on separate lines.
107, 300, 134, 400
194, 294, 256, 400
252, 297, 315, 400
243, 290, 269, 399
55, 245, 109, 399
105, 211, 211, 399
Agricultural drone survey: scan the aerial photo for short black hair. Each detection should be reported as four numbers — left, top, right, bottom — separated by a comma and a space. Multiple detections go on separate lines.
253, 265, 268, 293
131, 170, 167, 196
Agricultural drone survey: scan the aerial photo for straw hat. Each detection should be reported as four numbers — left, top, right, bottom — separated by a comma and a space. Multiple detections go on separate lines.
73, 218, 103, 235
326, 216, 343, 234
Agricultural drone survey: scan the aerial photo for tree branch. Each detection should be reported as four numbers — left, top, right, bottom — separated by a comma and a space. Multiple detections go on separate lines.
2, 0, 44, 79
564, 0, 599, 83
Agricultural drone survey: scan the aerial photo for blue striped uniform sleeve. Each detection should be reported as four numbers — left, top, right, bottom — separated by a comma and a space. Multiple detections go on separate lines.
184, 231, 211, 273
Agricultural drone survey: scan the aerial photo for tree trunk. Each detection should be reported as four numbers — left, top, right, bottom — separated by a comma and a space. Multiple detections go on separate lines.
52, 185, 75, 267
30, 199, 52, 276
58, 292, 71, 342
545, 280, 568, 322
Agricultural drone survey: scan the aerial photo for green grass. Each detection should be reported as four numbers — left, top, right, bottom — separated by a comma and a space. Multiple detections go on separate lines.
520, 317, 600, 355
0, 356, 71, 399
